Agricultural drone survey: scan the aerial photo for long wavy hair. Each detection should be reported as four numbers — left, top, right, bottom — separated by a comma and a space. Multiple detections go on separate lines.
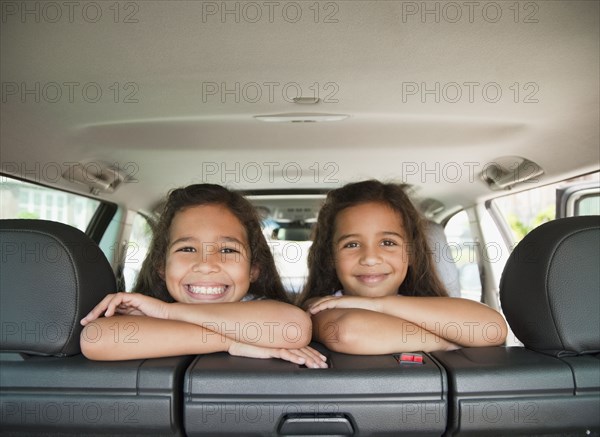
298, 180, 448, 306
133, 184, 289, 303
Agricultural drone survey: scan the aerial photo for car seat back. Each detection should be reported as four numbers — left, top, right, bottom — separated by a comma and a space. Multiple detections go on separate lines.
433, 216, 600, 435
0, 219, 115, 356
500, 216, 600, 355
0, 219, 191, 436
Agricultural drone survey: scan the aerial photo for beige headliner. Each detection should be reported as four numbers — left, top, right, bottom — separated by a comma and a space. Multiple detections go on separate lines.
1, 1, 599, 213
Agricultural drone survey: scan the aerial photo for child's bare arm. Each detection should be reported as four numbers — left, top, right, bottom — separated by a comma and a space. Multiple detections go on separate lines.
311, 309, 458, 355
80, 315, 325, 367
80, 315, 230, 360
81, 293, 313, 350
167, 300, 313, 349
373, 296, 507, 347
309, 295, 507, 347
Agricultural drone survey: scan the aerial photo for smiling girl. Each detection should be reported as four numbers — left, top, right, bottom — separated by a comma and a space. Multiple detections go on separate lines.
81, 184, 326, 368
298, 180, 507, 354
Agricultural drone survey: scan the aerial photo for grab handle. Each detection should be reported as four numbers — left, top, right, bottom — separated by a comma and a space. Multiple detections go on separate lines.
278, 414, 354, 435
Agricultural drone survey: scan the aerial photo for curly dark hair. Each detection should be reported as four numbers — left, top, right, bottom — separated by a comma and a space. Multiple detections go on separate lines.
133, 184, 289, 303
297, 180, 448, 306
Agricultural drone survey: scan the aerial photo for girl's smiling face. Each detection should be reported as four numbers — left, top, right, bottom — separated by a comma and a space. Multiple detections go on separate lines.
333, 201, 410, 297
164, 204, 258, 303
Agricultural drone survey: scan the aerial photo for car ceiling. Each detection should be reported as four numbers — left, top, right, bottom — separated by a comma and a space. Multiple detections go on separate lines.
1, 1, 599, 214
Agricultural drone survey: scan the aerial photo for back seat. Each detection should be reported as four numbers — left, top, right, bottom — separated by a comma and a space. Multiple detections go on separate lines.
183, 349, 448, 436
0, 219, 193, 436
1, 217, 598, 436
432, 216, 600, 435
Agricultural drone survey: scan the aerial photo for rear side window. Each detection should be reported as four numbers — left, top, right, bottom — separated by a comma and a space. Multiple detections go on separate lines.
576, 194, 600, 216
444, 210, 482, 302
122, 213, 152, 291
0, 176, 100, 232
491, 172, 599, 245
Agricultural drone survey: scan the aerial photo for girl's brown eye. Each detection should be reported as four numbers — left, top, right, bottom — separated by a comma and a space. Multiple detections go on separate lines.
176, 246, 195, 253
220, 247, 240, 254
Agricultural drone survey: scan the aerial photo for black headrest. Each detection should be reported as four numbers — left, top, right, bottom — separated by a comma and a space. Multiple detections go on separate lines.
0, 219, 115, 356
500, 216, 600, 357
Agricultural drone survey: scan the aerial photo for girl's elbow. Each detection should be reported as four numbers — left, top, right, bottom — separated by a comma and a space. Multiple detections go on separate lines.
473, 316, 508, 347
80, 325, 108, 360
488, 317, 508, 346
291, 308, 312, 347
475, 307, 509, 347
80, 321, 126, 361
315, 313, 361, 353
272, 304, 313, 347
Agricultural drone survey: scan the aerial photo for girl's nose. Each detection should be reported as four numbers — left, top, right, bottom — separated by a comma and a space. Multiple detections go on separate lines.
359, 246, 383, 266
192, 244, 221, 272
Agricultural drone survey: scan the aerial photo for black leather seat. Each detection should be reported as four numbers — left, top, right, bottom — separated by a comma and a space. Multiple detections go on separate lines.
433, 216, 600, 435
184, 348, 448, 436
0, 219, 192, 436
3, 217, 598, 435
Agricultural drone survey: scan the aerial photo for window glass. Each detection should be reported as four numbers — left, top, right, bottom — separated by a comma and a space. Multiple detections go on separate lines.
0, 176, 100, 232
444, 210, 482, 302
492, 172, 599, 245
576, 194, 600, 216
122, 213, 152, 291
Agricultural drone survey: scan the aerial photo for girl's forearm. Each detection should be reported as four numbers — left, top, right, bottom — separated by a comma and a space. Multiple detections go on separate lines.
312, 309, 457, 355
166, 300, 312, 349
80, 315, 231, 361
375, 296, 507, 347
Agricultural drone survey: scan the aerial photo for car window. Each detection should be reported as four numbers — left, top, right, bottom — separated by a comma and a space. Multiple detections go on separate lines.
0, 175, 100, 232
122, 213, 152, 291
444, 210, 482, 302
575, 193, 600, 216
491, 172, 599, 245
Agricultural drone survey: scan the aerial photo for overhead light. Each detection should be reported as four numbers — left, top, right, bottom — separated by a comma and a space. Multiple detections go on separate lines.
481, 156, 544, 190
254, 113, 349, 123
293, 97, 320, 104
62, 162, 126, 195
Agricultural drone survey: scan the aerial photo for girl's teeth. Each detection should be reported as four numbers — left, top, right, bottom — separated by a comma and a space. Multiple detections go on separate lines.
188, 285, 226, 295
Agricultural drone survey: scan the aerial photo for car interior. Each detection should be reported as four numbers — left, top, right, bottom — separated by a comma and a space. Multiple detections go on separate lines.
1, 1, 599, 435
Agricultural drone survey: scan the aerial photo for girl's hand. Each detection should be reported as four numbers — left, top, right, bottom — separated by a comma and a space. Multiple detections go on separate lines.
228, 342, 328, 368
307, 295, 382, 315
80, 292, 170, 325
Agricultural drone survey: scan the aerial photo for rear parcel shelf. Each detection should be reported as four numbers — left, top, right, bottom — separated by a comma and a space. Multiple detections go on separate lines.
183, 348, 448, 436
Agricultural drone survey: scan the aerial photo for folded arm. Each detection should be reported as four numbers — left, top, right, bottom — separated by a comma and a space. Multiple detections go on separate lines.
312, 308, 458, 355
81, 293, 312, 349
167, 300, 312, 349
309, 295, 507, 347
373, 296, 507, 346
80, 315, 326, 367
80, 315, 230, 360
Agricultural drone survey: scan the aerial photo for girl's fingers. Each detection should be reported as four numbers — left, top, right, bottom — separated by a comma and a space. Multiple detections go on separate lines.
309, 301, 336, 314
228, 344, 327, 368
308, 296, 344, 314
308, 302, 325, 314
295, 347, 323, 364
309, 296, 337, 308
80, 295, 114, 325
277, 349, 306, 365
81, 293, 127, 324
304, 346, 327, 363
103, 294, 127, 317
286, 348, 327, 368
303, 350, 327, 369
